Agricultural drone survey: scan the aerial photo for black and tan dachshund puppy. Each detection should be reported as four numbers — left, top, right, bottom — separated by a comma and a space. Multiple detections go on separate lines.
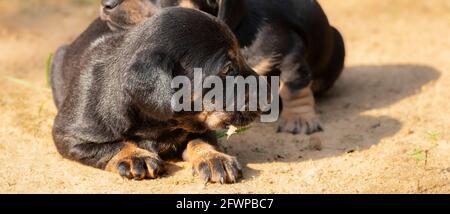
51, 7, 262, 183
168, 0, 346, 135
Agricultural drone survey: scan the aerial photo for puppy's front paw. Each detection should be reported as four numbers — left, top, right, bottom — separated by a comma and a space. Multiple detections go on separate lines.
192, 152, 243, 184
115, 155, 163, 180
277, 113, 323, 135
106, 143, 163, 180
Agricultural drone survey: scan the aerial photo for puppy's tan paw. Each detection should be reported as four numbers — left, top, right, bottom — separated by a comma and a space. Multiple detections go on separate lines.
279, 84, 323, 135
106, 143, 163, 180
277, 113, 323, 135
191, 152, 243, 184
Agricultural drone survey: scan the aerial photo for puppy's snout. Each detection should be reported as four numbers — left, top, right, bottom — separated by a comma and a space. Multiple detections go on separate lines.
102, 0, 122, 11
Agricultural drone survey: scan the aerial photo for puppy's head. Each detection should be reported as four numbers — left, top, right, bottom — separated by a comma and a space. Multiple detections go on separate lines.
100, 0, 158, 30
148, 8, 264, 132
172, 44, 263, 133
123, 8, 265, 133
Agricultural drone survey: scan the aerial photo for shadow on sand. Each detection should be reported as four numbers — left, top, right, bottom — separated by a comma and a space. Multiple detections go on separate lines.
223, 64, 441, 171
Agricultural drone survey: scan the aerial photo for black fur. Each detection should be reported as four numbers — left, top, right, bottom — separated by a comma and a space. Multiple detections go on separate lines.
189, 0, 346, 94
51, 18, 112, 109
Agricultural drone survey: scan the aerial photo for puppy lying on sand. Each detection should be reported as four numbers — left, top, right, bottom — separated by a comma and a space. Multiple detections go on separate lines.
50, 6, 263, 183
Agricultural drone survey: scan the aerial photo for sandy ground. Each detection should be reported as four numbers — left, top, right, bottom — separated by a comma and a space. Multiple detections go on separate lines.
1, 0, 450, 193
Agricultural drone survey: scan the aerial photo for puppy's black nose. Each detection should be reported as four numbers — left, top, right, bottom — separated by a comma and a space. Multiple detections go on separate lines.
102, 0, 121, 10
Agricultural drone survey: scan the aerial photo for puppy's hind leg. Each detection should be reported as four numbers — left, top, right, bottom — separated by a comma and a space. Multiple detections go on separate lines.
312, 27, 346, 95
277, 52, 323, 135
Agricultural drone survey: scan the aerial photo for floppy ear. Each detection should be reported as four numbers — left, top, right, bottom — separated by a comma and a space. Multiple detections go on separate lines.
126, 50, 175, 121
217, 0, 247, 30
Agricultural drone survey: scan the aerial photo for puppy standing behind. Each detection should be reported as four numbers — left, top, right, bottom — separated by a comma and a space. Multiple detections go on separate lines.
169, 0, 346, 135
51, 7, 263, 183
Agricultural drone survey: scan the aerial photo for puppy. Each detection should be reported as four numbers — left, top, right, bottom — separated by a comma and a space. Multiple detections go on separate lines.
51, 7, 262, 183
169, 0, 346, 135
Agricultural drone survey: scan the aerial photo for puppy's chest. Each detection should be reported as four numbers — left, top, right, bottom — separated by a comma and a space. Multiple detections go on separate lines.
132, 122, 187, 140
132, 121, 188, 142
132, 126, 190, 159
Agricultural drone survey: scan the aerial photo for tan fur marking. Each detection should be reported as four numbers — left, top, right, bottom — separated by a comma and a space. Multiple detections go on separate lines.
183, 139, 242, 183
179, 0, 198, 9
105, 142, 159, 172
122, 0, 155, 23
279, 83, 317, 120
183, 140, 226, 182
252, 57, 276, 76
101, 0, 156, 30
182, 139, 217, 161
206, 112, 229, 128
196, 112, 229, 129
